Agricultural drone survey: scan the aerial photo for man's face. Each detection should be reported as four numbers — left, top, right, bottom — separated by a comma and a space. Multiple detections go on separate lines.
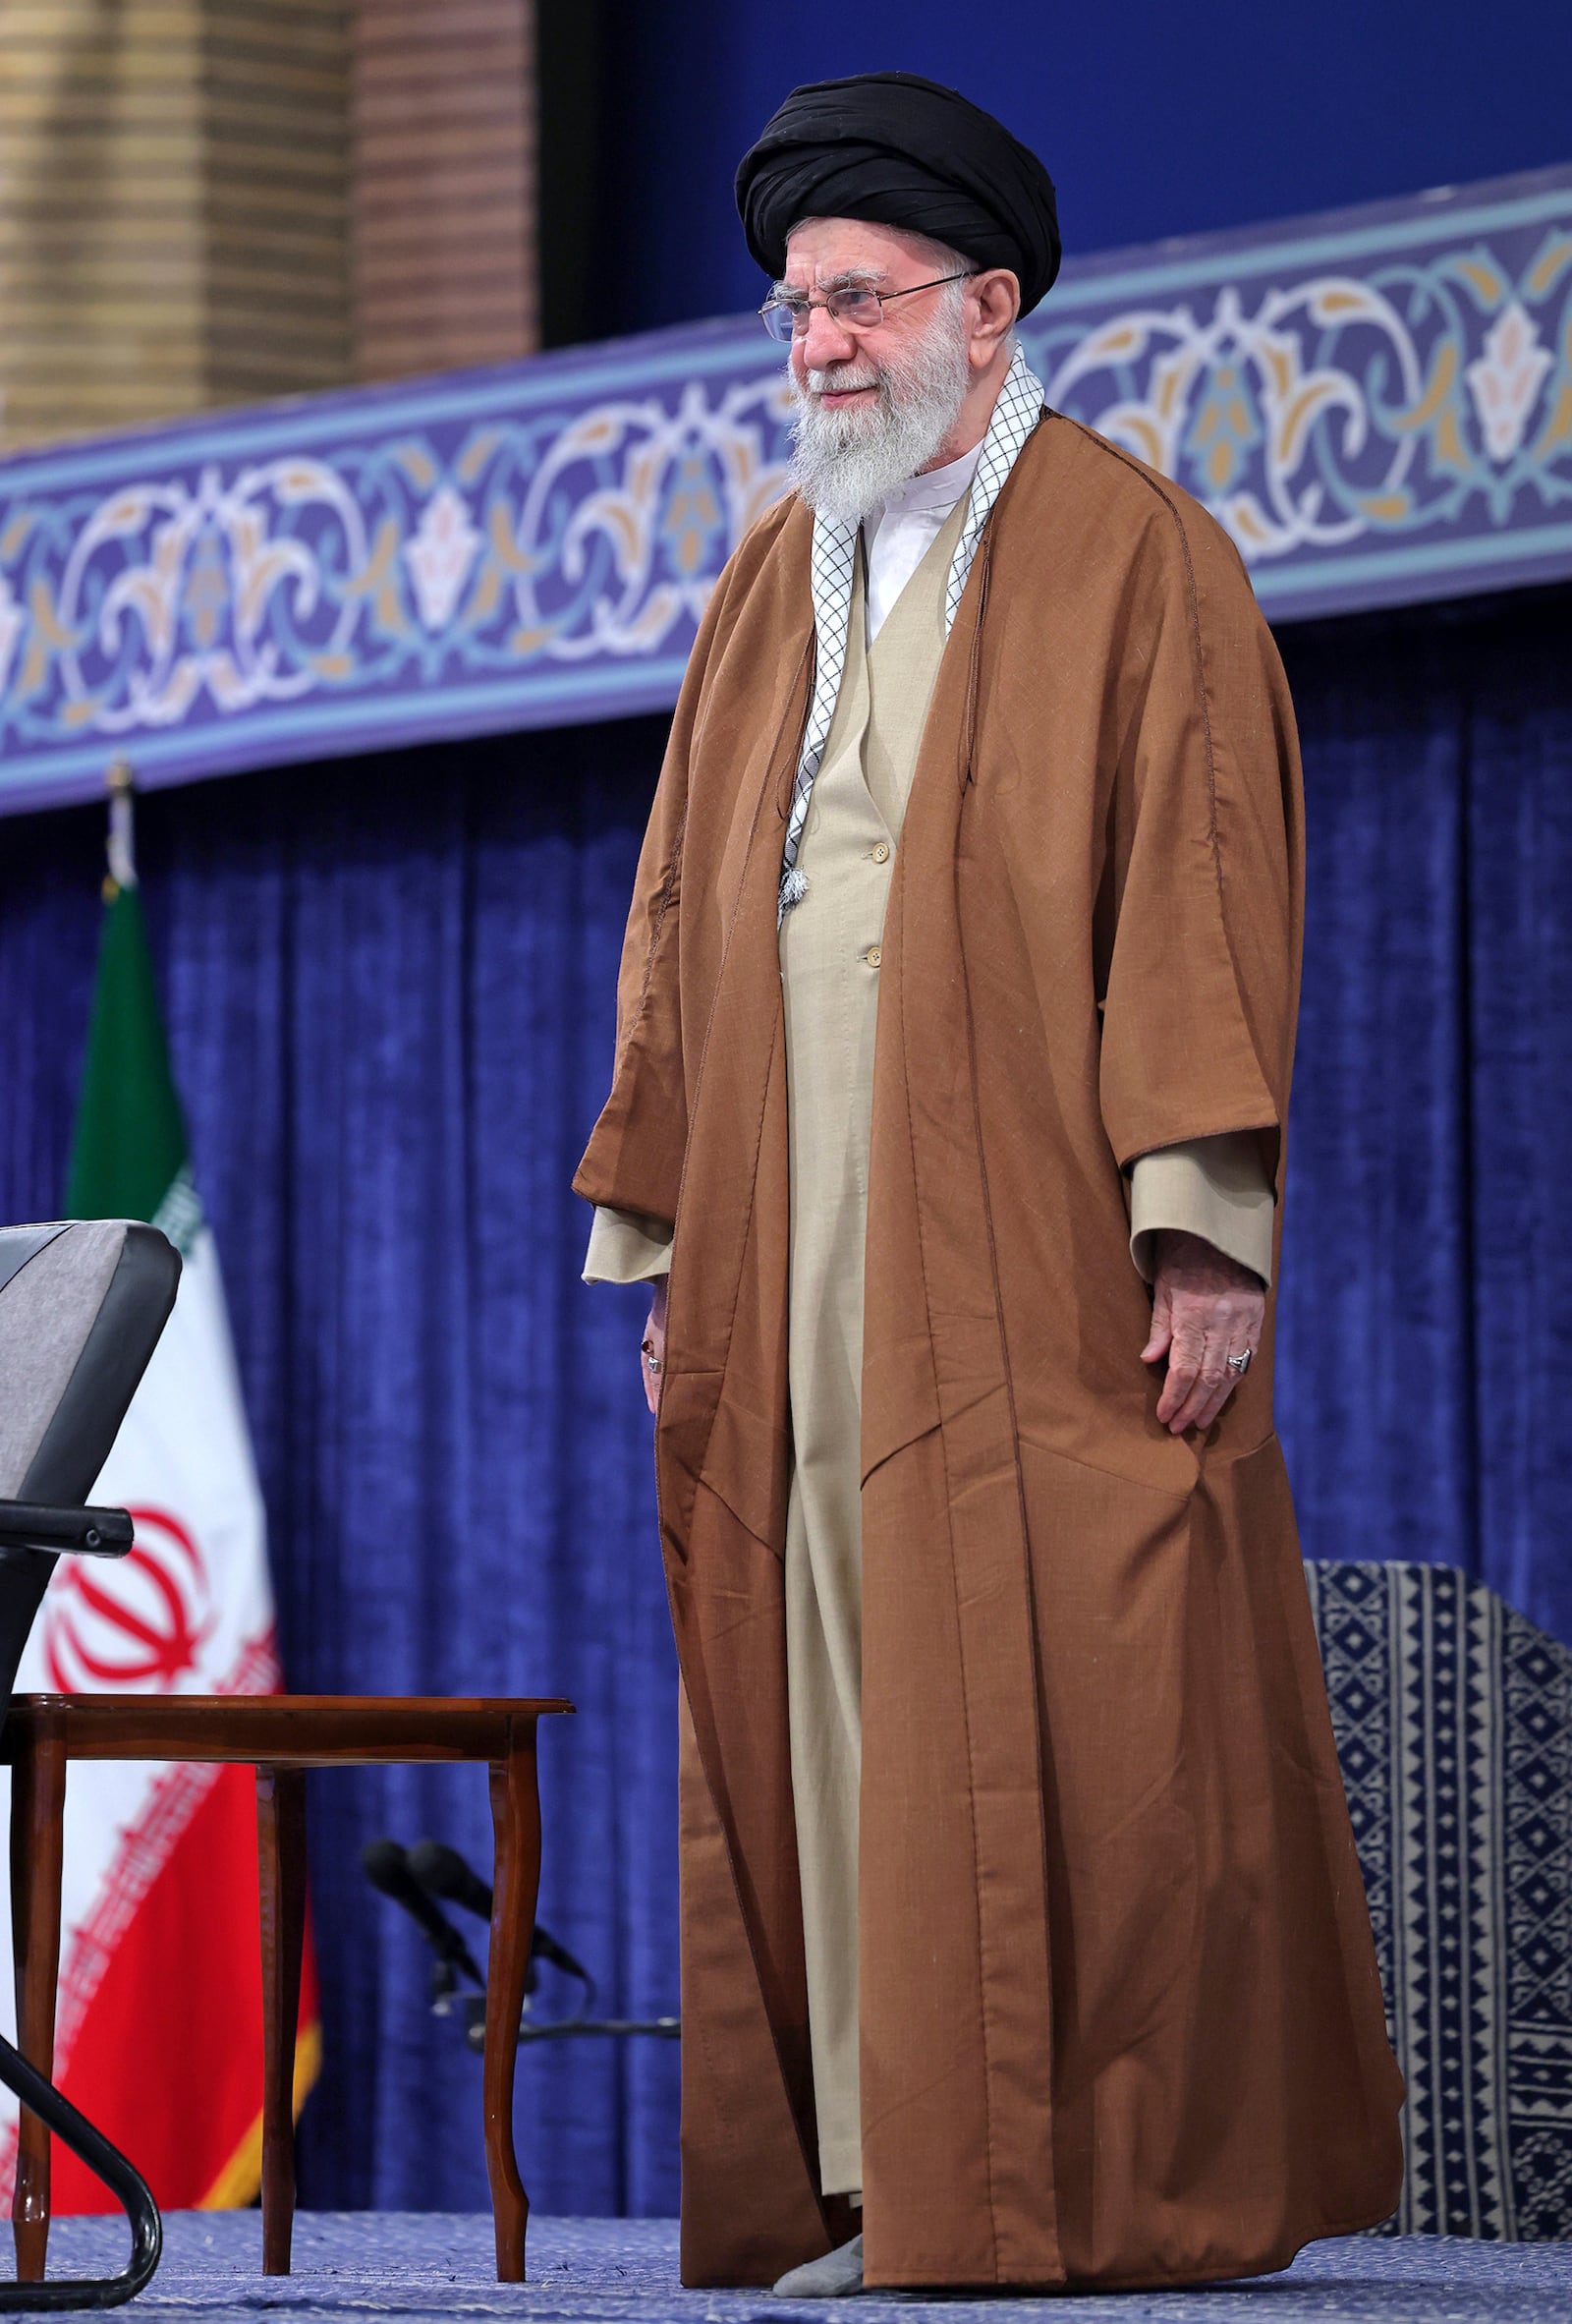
781, 217, 964, 425
779, 217, 979, 523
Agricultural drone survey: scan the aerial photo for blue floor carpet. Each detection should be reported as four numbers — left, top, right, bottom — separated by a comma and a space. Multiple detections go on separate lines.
12, 2213, 1572, 2322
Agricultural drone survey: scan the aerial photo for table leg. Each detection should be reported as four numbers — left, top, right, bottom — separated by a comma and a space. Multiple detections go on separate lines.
484, 1723, 541, 2283
256, 1764, 307, 2277
11, 1708, 66, 2284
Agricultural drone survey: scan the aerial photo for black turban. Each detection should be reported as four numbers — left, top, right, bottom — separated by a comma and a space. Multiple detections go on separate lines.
735, 71, 1060, 316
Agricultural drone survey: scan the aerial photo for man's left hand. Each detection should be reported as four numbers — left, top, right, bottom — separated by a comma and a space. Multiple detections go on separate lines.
1141, 1228, 1265, 1436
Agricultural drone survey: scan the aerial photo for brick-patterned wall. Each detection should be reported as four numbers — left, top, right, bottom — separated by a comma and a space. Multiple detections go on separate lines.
352, 0, 537, 379
0, 0, 537, 449
202, 2, 355, 407
0, 0, 211, 446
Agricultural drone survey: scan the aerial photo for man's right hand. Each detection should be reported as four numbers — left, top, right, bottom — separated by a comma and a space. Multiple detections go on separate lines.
641, 1278, 668, 1416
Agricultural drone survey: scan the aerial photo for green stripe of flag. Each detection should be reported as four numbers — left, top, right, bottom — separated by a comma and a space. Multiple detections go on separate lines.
65, 884, 188, 1224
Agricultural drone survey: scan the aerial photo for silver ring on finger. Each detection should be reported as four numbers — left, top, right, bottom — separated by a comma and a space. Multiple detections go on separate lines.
1226, 1346, 1254, 1377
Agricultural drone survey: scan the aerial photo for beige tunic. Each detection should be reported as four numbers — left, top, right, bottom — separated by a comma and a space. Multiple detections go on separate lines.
777, 497, 972, 2195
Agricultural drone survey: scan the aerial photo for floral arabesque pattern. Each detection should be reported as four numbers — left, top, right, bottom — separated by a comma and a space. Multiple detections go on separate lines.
1, 171, 1568, 808
1035, 232, 1572, 559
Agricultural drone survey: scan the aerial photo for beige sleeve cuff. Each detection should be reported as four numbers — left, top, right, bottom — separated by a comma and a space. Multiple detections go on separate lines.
583, 1205, 674, 1286
1129, 1133, 1275, 1288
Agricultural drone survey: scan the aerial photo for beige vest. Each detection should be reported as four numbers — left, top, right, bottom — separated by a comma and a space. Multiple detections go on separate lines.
777, 494, 967, 2201
823, 500, 962, 843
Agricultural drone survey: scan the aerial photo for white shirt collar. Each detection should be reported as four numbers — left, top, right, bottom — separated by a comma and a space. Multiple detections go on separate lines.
861, 441, 984, 644
869, 440, 983, 528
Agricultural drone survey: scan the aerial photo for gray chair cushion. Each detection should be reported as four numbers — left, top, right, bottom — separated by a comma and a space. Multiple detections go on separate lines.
0, 1220, 180, 1701
0, 1224, 127, 1498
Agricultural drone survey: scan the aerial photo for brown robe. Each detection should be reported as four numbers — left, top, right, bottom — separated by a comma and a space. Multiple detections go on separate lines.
574, 409, 1405, 2291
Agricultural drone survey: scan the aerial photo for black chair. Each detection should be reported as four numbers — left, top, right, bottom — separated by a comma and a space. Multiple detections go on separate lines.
0, 1220, 180, 2308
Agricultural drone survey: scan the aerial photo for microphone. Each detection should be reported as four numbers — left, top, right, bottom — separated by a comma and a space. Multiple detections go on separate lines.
362, 1840, 485, 1988
409, 1836, 593, 1994
408, 1837, 493, 1921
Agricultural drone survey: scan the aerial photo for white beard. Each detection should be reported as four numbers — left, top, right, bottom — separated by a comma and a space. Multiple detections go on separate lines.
785, 298, 974, 527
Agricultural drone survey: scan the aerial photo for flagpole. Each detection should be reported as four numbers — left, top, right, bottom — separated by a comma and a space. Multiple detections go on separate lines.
105, 760, 136, 901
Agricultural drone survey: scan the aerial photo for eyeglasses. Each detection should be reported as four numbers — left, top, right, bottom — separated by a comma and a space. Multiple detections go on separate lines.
758, 271, 971, 343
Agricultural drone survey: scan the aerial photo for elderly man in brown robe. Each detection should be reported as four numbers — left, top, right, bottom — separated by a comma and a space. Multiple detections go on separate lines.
576, 70, 1403, 2297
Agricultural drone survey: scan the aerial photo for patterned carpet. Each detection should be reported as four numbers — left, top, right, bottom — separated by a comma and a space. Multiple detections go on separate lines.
16, 2213, 1572, 2324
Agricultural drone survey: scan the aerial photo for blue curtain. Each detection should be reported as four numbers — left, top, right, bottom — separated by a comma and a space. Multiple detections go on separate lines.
0, 584, 1566, 2210
0, 721, 680, 2216
1275, 586, 1572, 1649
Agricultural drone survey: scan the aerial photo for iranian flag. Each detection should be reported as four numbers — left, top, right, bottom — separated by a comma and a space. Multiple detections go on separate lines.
0, 818, 318, 2209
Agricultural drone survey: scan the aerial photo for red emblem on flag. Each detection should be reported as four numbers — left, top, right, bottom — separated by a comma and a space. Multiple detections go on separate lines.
41, 1506, 214, 1693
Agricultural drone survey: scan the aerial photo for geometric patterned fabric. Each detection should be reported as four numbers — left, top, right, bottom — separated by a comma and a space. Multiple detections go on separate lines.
1308, 1559, 1572, 2239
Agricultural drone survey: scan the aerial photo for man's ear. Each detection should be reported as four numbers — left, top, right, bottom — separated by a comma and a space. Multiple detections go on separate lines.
971, 268, 1021, 360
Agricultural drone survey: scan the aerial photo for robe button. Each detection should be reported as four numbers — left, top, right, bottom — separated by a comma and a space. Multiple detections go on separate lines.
866, 946, 882, 969
870, 842, 890, 864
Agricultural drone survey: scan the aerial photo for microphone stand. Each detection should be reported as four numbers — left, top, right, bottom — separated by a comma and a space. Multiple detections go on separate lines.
365, 1835, 683, 2048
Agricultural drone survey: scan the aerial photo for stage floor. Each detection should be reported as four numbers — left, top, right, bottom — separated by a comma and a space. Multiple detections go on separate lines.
18, 2212, 1572, 2321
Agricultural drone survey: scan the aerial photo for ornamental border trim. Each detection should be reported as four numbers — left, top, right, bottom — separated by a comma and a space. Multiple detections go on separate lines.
1, 165, 1568, 815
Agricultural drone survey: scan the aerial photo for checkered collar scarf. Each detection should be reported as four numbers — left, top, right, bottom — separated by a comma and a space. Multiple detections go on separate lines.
779, 344, 1045, 921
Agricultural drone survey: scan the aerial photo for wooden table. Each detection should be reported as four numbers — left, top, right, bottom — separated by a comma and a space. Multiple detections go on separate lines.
4, 1693, 573, 2283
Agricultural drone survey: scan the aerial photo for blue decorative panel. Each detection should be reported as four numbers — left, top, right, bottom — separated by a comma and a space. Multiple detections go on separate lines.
1, 167, 1568, 815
